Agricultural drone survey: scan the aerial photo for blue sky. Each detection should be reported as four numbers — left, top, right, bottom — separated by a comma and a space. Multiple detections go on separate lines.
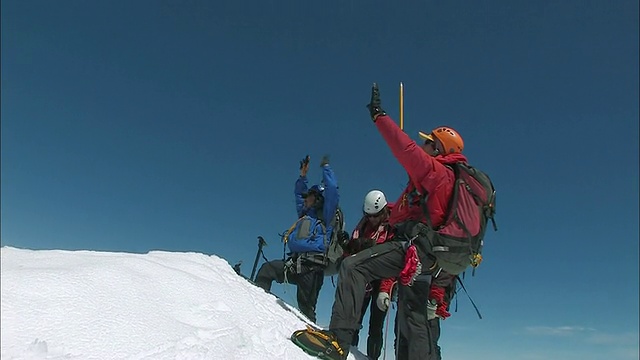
2, 1, 638, 359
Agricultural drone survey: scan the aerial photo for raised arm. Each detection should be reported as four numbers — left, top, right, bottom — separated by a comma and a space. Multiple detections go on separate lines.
320, 164, 339, 225
374, 115, 450, 192
366, 84, 450, 195
294, 175, 308, 218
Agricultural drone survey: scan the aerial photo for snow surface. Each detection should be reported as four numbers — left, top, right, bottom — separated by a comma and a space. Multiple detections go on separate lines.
1, 247, 367, 360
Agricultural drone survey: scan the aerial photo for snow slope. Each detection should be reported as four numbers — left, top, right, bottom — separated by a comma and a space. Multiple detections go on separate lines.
1, 247, 367, 360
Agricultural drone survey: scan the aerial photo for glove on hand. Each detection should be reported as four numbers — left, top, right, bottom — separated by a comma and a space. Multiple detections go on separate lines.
435, 301, 451, 319
346, 237, 374, 254
428, 284, 451, 319
337, 230, 350, 247
299, 155, 310, 176
376, 292, 390, 312
427, 299, 451, 320
366, 83, 386, 121
429, 285, 446, 304
320, 155, 330, 167
356, 237, 375, 251
426, 299, 438, 320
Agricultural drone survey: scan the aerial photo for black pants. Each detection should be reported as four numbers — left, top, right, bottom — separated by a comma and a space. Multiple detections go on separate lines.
330, 240, 434, 335
254, 258, 324, 323
351, 280, 387, 360
394, 279, 442, 360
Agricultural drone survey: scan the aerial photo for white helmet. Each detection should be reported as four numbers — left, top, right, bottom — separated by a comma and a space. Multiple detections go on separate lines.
363, 190, 388, 215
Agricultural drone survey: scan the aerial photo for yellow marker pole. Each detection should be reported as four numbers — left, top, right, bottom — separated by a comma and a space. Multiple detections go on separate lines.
399, 82, 404, 130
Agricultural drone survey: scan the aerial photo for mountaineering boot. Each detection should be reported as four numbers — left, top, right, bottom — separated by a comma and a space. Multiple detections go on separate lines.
291, 326, 352, 360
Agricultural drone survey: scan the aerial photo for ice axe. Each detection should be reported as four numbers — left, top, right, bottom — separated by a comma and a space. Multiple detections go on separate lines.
250, 236, 268, 282
399, 81, 404, 130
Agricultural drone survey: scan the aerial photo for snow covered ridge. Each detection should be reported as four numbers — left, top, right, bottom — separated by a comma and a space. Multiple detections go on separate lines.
1, 247, 366, 360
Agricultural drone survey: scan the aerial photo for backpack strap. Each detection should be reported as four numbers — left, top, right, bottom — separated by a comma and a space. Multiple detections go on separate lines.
321, 207, 344, 259
454, 274, 483, 319
296, 207, 344, 269
314, 203, 330, 257
283, 217, 304, 245
459, 163, 498, 232
415, 163, 460, 231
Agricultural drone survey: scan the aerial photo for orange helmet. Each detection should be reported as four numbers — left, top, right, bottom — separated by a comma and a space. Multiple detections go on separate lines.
418, 126, 464, 154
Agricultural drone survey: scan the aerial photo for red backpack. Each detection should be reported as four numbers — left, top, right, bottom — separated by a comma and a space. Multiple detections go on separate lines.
421, 162, 497, 276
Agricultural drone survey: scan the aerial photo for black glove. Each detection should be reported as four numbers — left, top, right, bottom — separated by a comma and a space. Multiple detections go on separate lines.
366, 83, 386, 121
299, 155, 310, 177
357, 237, 375, 250
299, 155, 310, 170
348, 237, 375, 253
320, 155, 330, 167
337, 230, 350, 247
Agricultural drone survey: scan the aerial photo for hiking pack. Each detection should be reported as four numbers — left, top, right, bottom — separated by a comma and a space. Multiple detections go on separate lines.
322, 207, 346, 276
417, 161, 497, 276
284, 207, 346, 277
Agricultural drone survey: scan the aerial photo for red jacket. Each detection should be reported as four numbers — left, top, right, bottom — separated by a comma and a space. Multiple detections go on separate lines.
379, 277, 396, 294
375, 115, 463, 308
375, 115, 467, 228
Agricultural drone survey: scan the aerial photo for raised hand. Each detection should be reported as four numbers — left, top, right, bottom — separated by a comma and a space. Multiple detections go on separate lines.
427, 299, 438, 320
299, 155, 310, 177
376, 292, 390, 312
320, 155, 330, 167
366, 82, 386, 121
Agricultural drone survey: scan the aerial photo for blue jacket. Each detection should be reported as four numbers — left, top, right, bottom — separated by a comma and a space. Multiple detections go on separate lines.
287, 164, 339, 254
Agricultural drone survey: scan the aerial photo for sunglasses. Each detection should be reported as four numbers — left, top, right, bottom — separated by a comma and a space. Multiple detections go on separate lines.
423, 137, 441, 155
366, 211, 384, 219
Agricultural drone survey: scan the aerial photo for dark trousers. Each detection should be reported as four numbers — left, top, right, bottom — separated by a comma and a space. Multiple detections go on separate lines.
394, 280, 442, 360
329, 240, 436, 347
351, 280, 387, 360
329, 241, 409, 333
254, 258, 324, 323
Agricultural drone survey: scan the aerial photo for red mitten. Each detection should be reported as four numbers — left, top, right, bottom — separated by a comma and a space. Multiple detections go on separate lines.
429, 285, 451, 319
399, 244, 420, 285
435, 301, 451, 319
429, 285, 446, 304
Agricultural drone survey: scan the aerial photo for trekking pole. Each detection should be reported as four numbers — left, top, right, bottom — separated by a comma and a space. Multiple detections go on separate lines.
281, 231, 287, 261
383, 281, 398, 360
394, 307, 400, 360
382, 304, 393, 360
399, 82, 404, 130
233, 261, 243, 276
250, 236, 267, 282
